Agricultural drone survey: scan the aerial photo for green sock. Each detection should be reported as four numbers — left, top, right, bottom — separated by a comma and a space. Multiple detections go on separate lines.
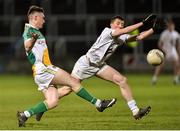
76, 87, 97, 104
26, 101, 48, 117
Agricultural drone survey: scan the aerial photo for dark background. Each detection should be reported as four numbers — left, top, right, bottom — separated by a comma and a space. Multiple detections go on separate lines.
0, 0, 180, 74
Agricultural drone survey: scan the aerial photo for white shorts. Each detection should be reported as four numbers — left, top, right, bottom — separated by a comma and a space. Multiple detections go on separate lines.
34, 65, 59, 91
165, 48, 179, 61
72, 55, 108, 80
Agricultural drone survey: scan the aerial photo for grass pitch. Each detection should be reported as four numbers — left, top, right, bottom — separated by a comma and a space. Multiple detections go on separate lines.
0, 74, 180, 130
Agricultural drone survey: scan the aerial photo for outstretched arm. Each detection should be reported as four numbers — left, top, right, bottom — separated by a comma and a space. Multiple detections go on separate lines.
136, 28, 154, 40
112, 22, 143, 37
112, 14, 156, 37
126, 28, 154, 42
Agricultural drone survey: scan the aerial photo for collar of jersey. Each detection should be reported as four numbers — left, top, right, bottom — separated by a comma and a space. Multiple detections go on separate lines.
25, 23, 39, 30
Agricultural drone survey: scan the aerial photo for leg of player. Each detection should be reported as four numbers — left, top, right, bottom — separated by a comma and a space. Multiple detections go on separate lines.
36, 82, 116, 123
96, 65, 151, 120
172, 59, 180, 84
17, 85, 59, 127
35, 86, 72, 122
51, 68, 116, 112
58, 86, 72, 98
152, 63, 164, 85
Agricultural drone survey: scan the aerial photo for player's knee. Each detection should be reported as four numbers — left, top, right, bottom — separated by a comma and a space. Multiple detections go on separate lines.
119, 77, 128, 87
113, 75, 127, 87
46, 98, 59, 109
70, 78, 81, 91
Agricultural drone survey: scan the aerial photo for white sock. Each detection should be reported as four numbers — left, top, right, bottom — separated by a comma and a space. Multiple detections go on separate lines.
127, 100, 139, 115
174, 76, 179, 83
95, 99, 101, 107
152, 75, 157, 82
24, 111, 31, 117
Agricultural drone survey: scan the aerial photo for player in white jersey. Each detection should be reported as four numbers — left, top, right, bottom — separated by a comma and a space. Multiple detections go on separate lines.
17, 5, 116, 127
72, 15, 157, 120
152, 19, 180, 85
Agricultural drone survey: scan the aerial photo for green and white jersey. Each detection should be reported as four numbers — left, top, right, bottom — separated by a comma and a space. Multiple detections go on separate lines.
23, 23, 52, 76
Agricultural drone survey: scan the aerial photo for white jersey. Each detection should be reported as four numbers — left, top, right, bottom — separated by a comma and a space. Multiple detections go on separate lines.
159, 29, 179, 53
86, 27, 130, 66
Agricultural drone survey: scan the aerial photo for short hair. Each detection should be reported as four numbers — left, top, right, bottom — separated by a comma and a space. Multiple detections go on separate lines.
166, 18, 174, 25
27, 5, 44, 16
110, 15, 124, 23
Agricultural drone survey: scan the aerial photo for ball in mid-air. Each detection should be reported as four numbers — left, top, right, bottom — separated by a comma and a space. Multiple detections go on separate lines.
147, 49, 164, 66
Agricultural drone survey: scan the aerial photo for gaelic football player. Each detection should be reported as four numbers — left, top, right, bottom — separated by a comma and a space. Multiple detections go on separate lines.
71, 15, 157, 120
152, 19, 180, 85
17, 5, 116, 127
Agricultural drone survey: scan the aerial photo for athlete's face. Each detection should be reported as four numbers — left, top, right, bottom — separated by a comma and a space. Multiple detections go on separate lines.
167, 22, 175, 32
31, 12, 45, 29
110, 19, 124, 29
35, 12, 45, 29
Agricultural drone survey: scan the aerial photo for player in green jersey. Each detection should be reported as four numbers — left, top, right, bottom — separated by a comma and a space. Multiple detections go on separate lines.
17, 5, 116, 127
